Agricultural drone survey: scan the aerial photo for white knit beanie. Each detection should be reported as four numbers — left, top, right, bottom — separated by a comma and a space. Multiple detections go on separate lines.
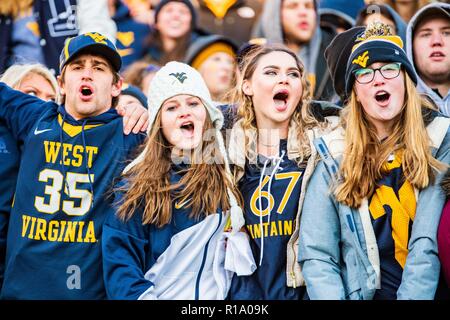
124, 61, 244, 233
147, 61, 223, 131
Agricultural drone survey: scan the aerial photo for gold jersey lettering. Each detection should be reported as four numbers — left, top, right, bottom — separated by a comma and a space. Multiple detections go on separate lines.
246, 220, 294, 239
43, 141, 98, 168
20, 214, 97, 243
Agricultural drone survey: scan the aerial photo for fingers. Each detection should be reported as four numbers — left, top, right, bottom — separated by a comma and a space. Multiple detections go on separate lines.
121, 103, 149, 135
141, 119, 149, 132
122, 104, 136, 135
132, 111, 149, 134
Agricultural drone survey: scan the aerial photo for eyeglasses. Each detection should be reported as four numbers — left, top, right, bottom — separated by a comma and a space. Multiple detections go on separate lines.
354, 62, 402, 84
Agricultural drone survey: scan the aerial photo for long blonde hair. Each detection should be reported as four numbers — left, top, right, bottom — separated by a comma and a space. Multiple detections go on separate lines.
116, 110, 241, 227
335, 73, 446, 208
233, 44, 324, 164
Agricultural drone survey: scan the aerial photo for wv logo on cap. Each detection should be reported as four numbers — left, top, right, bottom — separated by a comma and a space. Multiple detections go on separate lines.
86, 32, 107, 45
170, 72, 188, 83
352, 50, 370, 68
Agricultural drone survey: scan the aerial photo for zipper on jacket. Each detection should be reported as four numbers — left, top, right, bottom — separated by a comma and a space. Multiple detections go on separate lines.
194, 212, 223, 299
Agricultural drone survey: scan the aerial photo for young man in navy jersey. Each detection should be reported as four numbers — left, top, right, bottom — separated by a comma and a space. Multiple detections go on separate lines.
0, 32, 146, 299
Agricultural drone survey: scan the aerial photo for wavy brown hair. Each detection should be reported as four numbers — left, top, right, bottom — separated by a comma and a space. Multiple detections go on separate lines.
116, 109, 241, 227
335, 73, 447, 208
232, 44, 324, 165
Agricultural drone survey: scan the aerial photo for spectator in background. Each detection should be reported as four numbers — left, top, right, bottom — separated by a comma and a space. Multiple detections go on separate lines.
324, 26, 366, 105
0, 63, 58, 102
122, 61, 160, 95
143, 0, 206, 66
0, 0, 116, 74
0, 63, 58, 291
108, 0, 152, 71
319, 0, 365, 20
196, 0, 264, 46
253, 0, 337, 101
364, 0, 432, 23
185, 34, 238, 103
406, 2, 450, 116
119, 83, 149, 109
318, 8, 355, 34
356, 3, 407, 42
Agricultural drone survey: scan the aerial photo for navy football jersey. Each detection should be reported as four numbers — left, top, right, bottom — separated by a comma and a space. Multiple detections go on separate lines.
369, 150, 416, 300
0, 83, 144, 299
229, 140, 306, 300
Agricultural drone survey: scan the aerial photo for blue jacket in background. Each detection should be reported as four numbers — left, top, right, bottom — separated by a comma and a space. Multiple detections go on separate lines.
298, 115, 450, 300
0, 0, 78, 74
113, 1, 152, 71
0, 82, 144, 299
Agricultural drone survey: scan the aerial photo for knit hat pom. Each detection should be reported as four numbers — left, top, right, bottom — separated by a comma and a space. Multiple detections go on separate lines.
359, 21, 394, 39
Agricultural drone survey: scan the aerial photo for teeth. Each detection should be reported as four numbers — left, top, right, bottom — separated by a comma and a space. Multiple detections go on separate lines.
181, 122, 194, 129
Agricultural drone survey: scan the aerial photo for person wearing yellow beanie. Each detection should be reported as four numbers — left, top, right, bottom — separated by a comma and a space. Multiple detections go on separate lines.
185, 35, 238, 103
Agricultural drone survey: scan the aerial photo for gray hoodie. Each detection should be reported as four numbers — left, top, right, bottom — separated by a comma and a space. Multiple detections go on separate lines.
406, 2, 450, 116
251, 0, 336, 101
252, 0, 321, 76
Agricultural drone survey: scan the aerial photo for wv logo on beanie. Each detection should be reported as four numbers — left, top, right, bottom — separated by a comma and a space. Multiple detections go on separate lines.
170, 72, 188, 84
352, 51, 369, 68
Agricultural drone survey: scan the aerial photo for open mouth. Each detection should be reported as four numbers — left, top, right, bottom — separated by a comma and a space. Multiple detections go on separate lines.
375, 90, 391, 103
273, 90, 289, 111
180, 121, 195, 136
79, 85, 93, 98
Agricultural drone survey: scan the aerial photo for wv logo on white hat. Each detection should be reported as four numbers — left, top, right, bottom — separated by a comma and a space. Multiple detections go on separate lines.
170, 72, 188, 83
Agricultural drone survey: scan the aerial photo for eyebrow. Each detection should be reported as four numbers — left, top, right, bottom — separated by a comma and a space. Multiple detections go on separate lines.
70, 57, 109, 67
417, 26, 450, 32
263, 65, 300, 71
91, 60, 108, 67
163, 98, 180, 105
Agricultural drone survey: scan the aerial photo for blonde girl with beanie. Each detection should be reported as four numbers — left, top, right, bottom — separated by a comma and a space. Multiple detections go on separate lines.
298, 23, 449, 300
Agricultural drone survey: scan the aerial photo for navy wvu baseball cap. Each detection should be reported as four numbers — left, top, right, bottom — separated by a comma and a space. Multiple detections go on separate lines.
59, 32, 122, 73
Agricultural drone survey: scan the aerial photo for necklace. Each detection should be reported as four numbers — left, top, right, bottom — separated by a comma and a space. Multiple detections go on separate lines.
259, 140, 280, 147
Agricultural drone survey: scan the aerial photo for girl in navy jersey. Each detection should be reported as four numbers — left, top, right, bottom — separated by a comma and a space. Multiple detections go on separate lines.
227, 44, 340, 300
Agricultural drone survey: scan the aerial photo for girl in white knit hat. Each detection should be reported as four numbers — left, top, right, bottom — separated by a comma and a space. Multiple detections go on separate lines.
101, 61, 255, 300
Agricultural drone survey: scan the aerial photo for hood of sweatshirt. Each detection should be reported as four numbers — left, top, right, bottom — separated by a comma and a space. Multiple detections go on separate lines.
405, 2, 450, 115
252, 0, 321, 75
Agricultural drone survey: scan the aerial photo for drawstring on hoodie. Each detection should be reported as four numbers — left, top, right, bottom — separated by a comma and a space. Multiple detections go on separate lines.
59, 115, 95, 211
59, 114, 70, 212
81, 120, 95, 208
257, 150, 285, 266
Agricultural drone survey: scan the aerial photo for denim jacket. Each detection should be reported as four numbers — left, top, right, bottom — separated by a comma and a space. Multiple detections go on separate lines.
298, 116, 450, 300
